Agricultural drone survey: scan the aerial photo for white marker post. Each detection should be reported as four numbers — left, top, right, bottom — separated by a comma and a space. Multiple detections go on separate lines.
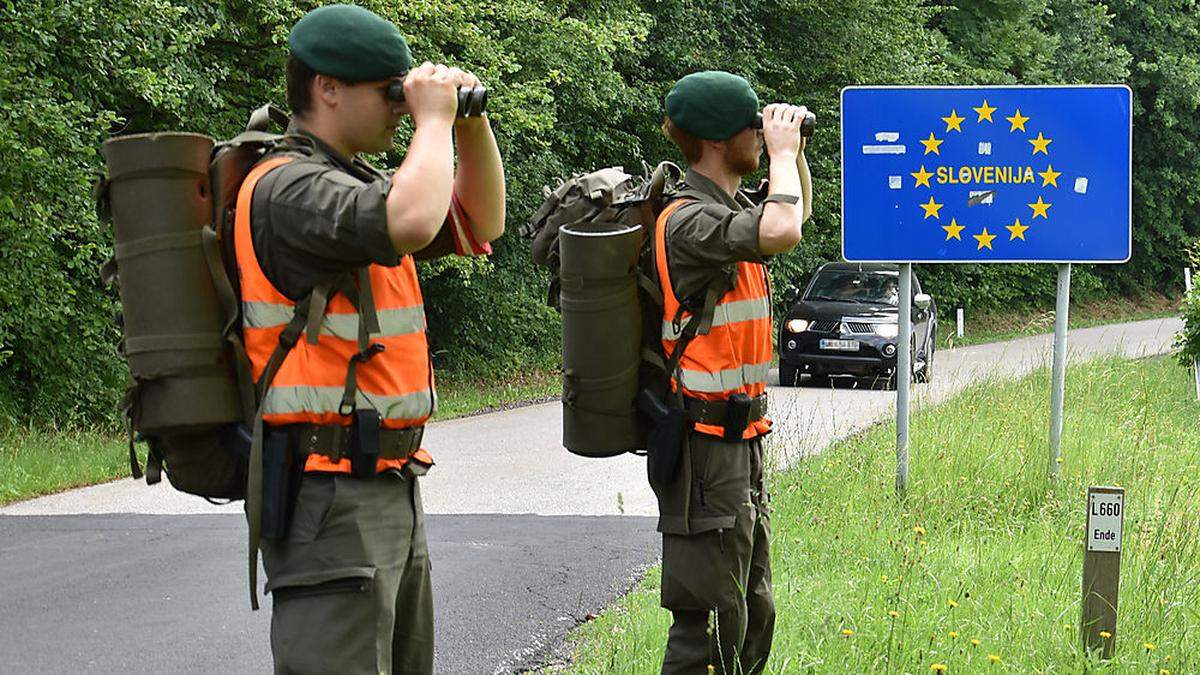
896, 263, 912, 496
1048, 263, 1071, 479
1081, 486, 1124, 658
956, 305, 964, 339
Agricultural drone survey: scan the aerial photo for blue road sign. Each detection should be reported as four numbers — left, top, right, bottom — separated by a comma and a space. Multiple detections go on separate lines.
841, 86, 1132, 263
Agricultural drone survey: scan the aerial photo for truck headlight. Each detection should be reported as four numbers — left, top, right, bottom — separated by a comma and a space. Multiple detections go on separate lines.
785, 319, 809, 333
874, 323, 899, 338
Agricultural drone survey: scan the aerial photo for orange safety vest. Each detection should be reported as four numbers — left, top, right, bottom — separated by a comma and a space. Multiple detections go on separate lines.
655, 199, 773, 439
234, 155, 435, 473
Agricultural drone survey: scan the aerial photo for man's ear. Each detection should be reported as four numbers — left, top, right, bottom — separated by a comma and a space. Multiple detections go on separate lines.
313, 73, 340, 109
700, 138, 726, 162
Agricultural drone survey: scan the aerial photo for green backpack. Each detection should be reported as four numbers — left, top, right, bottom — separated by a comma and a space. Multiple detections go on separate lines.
96, 105, 310, 502
524, 162, 733, 477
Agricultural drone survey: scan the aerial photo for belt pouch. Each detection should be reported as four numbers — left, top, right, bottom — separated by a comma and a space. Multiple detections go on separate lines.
639, 389, 687, 485
261, 430, 294, 540
349, 409, 381, 478
722, 392, 753, 442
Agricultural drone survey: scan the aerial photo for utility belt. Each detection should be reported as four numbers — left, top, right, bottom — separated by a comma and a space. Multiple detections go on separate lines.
260, 409, 425, 541
683, 393, 768, 441
641, 390, 768, 487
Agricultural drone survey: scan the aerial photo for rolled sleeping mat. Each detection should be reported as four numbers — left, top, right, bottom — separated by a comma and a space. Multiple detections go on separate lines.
559, 222, 643, 457
102, 132, 243, 433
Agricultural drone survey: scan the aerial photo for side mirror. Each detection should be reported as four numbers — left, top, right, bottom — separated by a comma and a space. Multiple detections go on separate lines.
914, 293, 932, 310
787, 286, 800, 303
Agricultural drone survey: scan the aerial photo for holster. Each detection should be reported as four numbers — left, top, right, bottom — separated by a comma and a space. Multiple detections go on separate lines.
639, 389, 688, 485
260, 429, 304, 540
722, 392, 753, 442
349, 409, 382, 479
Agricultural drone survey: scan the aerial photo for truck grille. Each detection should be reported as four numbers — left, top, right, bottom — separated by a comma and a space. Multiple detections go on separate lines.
808, 320, 838, 333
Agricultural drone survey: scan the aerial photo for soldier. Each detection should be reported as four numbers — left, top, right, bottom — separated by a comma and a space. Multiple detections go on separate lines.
652, 71, 812, 673
236, 5, 504, 673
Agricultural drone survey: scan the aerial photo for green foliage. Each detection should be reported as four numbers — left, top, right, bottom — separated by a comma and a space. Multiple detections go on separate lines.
0, 0, 1194, 427
1174, 243, 1200, 365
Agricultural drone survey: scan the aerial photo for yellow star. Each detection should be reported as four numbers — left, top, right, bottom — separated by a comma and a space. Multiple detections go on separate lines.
942, 109, 965, 133
1029, 132, 1053, 155
920, 196, 943, 220
1028, 196, 1052, 219
943, 218, 965, 240
1006, 217, 1029, 240
920, 132, 943, 155
1038, 164, 1061, 187
911, 165, 934, 188
974, 228, 996, 250
973, 99, 997, 123
1005, 108, 1030, 132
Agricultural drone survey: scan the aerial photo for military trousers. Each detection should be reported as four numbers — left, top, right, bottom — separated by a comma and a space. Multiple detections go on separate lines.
660, 434, 774, 675
260, 472, 433, 675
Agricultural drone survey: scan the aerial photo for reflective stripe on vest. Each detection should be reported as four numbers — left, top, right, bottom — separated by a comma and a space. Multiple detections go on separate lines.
654, 198, 774, 439
243, 302, 427, 340
233, 155, 434, 473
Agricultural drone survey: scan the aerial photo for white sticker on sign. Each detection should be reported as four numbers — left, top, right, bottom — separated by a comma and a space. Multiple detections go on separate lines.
1087, 491, 1123, 552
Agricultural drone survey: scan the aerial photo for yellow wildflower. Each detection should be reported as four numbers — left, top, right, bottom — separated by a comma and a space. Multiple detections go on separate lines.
988, 654, 1001, 663
971, 639, 981, 647
914, 525, 927, 536
1100, 631, 1112, 639
1145, 642, 1156, 652
948, 631, 959, 639
882, 574, 889, 583
842, 629, 854, 637
931, 664, 948, 673
889, 611, 899, 618
920, 539, 929, 546
948, 599, 959, 608
1159, 670, 1170, 675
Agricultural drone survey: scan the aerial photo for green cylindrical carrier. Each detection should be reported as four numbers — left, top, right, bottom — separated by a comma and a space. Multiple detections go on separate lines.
559, 223, 644, 457
102, 132, 242, 434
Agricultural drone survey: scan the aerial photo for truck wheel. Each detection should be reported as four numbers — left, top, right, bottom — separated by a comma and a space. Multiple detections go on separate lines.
779, 363, 799, 387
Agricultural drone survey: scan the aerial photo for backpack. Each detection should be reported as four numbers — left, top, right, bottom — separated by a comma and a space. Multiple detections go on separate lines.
96, 104, 311, 502
524, 162, 733, 463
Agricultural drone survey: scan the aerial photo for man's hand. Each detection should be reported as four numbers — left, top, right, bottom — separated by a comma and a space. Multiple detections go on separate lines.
403, 62, 459, 127
762, 103, 808, 159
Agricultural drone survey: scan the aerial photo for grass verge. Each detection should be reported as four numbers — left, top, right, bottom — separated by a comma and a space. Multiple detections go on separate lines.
938, 292, 1179, 349
0, 369, 561, 506
555, 355, 1200, 673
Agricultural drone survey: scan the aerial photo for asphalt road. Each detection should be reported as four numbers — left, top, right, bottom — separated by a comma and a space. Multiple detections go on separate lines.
0, 513, 657, 673
0, 317, 1181, 672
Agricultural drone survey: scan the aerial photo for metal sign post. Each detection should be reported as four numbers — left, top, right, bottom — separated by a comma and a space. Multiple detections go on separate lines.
1048, 263, 1071, 479
841, 85, 1132, 494
896, 264, 912, 496
1081, 486, 1125, 658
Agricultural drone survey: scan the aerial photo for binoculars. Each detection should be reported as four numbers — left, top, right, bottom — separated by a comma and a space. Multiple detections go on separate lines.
751, 110, 817, 137
384, 80, 489, 118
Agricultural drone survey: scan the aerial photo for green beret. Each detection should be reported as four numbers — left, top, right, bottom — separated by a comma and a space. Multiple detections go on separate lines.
289, 4, 413, 82
665, 71, 760, 141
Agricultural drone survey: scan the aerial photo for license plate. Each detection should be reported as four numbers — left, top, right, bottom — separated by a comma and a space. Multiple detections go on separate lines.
819, 339, 860, 352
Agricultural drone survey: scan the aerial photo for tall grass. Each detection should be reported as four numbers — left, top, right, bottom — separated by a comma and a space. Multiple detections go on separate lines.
559, 356, 1200, 673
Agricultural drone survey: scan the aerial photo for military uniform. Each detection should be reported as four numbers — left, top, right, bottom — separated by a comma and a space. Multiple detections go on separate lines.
652, 71, 785, 675
243, 126, 487, 675
653, 169, 775, 675
239, 6, 492, 674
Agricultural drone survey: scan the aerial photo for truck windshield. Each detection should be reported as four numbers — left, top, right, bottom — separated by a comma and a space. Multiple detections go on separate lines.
806, 271, 900, 306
